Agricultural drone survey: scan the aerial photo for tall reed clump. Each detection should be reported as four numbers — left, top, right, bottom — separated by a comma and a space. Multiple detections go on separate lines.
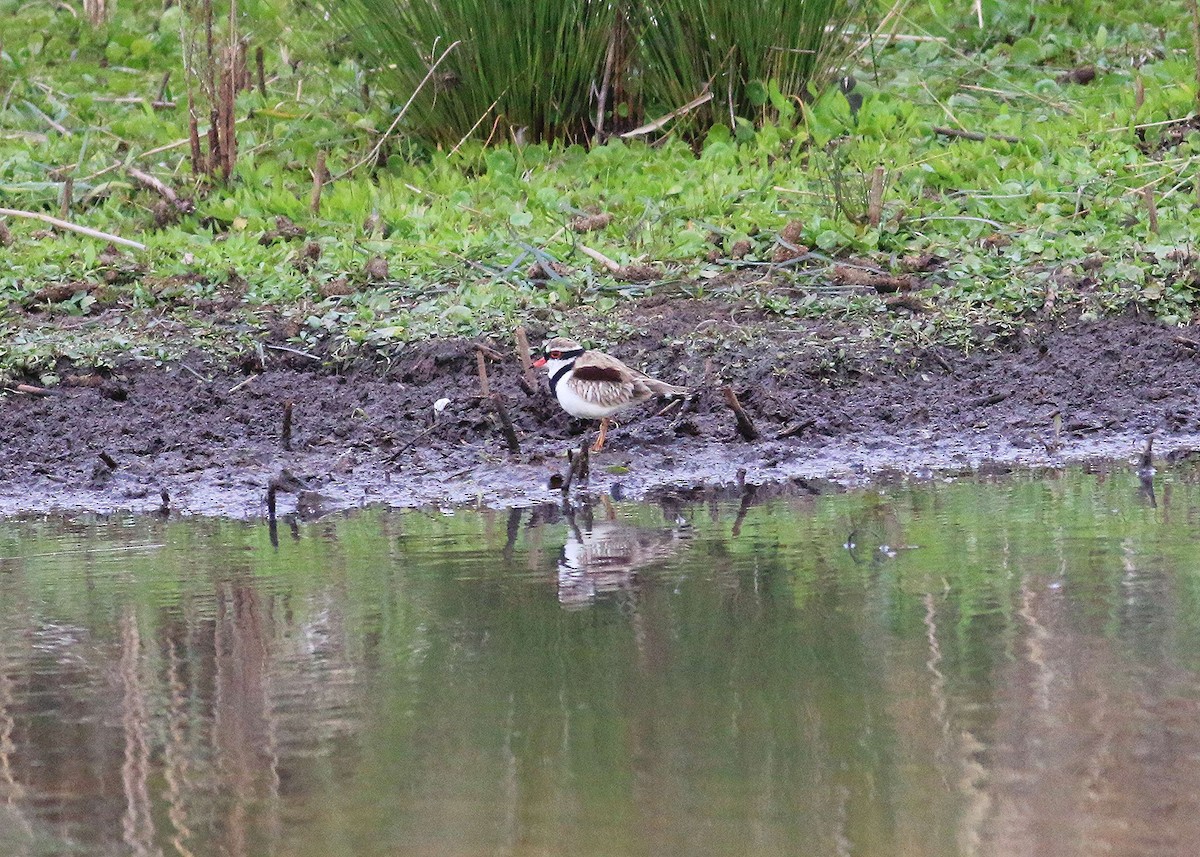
332, 0, 621, 146
637, 0, 862, 130
331, 0, 860, 146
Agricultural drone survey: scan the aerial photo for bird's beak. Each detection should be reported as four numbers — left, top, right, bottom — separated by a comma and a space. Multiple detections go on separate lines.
532, 356, 546, 368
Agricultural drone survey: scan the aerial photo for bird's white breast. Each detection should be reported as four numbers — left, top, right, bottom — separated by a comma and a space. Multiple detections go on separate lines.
556, 371, 628, 419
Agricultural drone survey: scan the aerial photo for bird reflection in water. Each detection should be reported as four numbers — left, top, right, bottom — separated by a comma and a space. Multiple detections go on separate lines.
556, 498, 692, 608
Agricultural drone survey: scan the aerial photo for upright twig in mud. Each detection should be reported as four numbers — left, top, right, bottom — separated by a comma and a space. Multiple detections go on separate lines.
722, 386, 760, 441
514, 326, 536, 391
476, 349, 491, 397
490, 393, 521, 454
310, 152, 326, 215
561, 438, 591, 502
281, 399, 293, 451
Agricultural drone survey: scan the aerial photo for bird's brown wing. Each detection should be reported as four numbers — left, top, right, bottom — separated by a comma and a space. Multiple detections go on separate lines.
577, 349, 687, 400
574, 350, 638, 379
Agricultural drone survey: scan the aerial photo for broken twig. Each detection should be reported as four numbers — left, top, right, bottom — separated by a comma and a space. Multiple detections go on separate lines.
722, 386, 760, 441
578, 244, 621, 272
561, 438, 591, 500
0, 206, 146, 251
932, 126, 1019, 144
490, 392, 521, 453
514, 326, 536, 390
5, 383, 54, 397
620, 90, 713, 138
476, 350, 491, 397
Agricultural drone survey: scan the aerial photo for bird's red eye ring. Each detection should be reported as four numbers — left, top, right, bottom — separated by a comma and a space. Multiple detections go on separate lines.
549, 350, 562, 359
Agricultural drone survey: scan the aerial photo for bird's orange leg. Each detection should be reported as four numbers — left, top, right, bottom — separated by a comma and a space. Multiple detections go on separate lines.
591, 418, 609, 453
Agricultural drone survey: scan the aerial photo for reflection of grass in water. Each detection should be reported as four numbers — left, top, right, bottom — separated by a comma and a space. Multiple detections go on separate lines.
2, 467, 1199, 637
4, 468, 1200, 854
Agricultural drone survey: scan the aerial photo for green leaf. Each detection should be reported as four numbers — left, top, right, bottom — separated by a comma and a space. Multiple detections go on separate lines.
747, 80, 769, 108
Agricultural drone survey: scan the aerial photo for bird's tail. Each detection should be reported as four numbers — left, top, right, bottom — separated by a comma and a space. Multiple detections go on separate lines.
644, 379, 688, 398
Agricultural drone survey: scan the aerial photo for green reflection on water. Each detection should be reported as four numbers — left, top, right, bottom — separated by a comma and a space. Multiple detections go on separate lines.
3, 467, 1200, 856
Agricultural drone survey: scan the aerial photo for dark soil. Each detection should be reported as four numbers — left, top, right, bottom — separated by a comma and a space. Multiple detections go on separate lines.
4, 304, 1200, 518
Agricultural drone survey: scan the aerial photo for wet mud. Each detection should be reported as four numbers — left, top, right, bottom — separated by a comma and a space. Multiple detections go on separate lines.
3, 309, 1200, 518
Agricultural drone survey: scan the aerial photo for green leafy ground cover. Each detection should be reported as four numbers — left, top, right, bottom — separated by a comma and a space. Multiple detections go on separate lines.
1, 0, 1198, 381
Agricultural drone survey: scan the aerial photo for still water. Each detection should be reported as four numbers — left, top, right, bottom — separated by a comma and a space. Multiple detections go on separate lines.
2, 467, 1200, 856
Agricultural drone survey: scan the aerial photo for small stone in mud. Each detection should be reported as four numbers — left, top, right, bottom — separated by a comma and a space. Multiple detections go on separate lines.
294, 241, 322, 272
569, 212, 613, 233
898, 253, 944, 273
88, 460, 113, 487
528, 259, 571, 281
1057, 65, 1096, 85
617, 264, 662, 283
100, 381, 128, 402
772, 220, 808, 263
364, 255, 389, 282
259, 215, 306, 245
831, 265, 916, 293
24, 281, 96, 306
320, 277, 355, 298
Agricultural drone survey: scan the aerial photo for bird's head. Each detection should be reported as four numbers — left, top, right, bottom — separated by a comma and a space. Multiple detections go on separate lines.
533, 337, 585, 374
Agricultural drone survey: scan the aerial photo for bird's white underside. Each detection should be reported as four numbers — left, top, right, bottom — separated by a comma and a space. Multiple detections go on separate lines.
556, 373, 632, 419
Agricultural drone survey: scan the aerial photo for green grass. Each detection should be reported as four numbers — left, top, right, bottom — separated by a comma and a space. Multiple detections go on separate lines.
1, 0, 1200, 382
331, 0, 620, 145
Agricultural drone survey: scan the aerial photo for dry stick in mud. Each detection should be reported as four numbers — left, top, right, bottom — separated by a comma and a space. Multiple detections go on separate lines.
490, 393, 521, 454
476, 350, 491, 397
4, 383, 53, 397
722, 386, 760, 441
514, 327, 536, 392
281, 399, 294, 451
561, 439, 591, 501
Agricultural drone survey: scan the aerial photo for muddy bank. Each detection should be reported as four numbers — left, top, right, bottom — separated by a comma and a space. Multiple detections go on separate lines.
3, 310, 1199, 517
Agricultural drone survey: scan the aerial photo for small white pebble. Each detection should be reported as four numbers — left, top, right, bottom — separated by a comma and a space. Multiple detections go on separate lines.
434, 397, 450, 413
